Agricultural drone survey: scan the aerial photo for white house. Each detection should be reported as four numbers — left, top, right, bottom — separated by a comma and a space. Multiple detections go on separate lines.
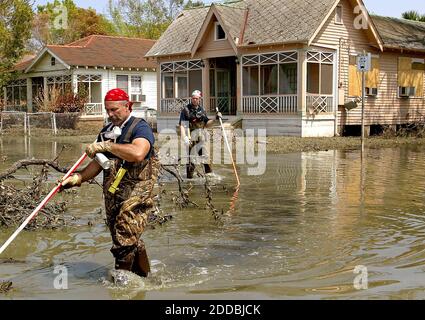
3, 35, 158, 118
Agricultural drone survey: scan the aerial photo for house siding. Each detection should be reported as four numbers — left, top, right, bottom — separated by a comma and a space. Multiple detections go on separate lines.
313, 0, 425, 128
196, 19, 236, 58
31, 52, 69, 72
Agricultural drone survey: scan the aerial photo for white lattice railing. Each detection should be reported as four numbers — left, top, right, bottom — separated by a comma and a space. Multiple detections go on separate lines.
306, 94, 334, 114
209, 97, 237, 115
160, 98, 191, 114
83, 103, 103, 115
242, 95, 298, 114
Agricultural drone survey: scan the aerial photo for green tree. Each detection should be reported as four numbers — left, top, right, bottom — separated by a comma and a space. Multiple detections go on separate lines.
108, 0, 205, 39
402, 10, 425, 22
0, 0, 33, 88
32, 0, 116, 48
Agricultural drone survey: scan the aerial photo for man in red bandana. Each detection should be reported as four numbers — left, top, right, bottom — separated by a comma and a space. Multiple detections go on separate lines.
61, 88, 159, 278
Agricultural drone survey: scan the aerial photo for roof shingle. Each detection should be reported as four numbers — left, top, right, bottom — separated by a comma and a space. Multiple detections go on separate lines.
146, 0, 337, 57
22, 35, 157, 72
371, 15, 425, 51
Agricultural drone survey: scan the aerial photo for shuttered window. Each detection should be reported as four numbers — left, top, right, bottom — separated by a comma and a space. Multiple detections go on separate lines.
398, 57, 424, 97
349, 55, 380, 96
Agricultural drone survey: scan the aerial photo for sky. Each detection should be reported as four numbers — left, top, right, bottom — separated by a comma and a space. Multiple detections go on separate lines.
32, 0, 425, 19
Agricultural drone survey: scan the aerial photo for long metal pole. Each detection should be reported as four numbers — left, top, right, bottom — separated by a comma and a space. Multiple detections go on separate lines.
216, 108, 240, 187
0, 153, 88, 255
361, 69, 365, 154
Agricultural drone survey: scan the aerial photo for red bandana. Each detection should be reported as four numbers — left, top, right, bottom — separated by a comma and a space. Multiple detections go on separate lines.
105, 88, 133, 111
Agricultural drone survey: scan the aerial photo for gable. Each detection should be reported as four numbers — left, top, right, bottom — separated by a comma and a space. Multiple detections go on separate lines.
196, 16, 236, 57
27, 50, 69, 73
312, 0, 382, 51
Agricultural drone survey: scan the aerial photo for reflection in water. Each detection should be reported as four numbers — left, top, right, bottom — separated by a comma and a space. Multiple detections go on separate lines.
2, 137, 425, 299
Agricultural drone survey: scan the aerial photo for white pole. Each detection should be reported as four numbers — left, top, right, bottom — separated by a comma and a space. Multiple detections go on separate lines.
216, 107, 240, 187
24, 112, 27, 135
52, 112, 57, 135
28, 113, 31, 137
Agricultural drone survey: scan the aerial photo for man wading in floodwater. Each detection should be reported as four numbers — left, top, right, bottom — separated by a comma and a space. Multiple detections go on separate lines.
60, 88, 159, 278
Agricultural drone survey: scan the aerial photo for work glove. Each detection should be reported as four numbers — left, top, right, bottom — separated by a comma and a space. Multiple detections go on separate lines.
183, 136, 191, 146
216, 111, 222, 120
59, 173, 82, 192
85, 141, 113, 159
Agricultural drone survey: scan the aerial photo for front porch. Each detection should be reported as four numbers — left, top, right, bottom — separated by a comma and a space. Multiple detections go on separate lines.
158, 49, 338, 136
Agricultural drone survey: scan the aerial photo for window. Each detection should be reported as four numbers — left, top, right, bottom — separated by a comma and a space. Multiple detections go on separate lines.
77, 74, 102, 103
160, 60, 203, 100
176, 73, 188, 98
116, 75, 129, 93
398, 57, 424, 97
307, 62, 333, 95
163, 75, 174, 99
348, 55, 380, 97
279, 63, 297, 94
130, 76, 144, 105
261, 65, 278, 95
189, 70, 202, 96
5, 80, 27, 108
131, 76, 142, 94
215, 22, 226, 40
243, 66, 259, 96
51, 57, 56, 66
335, 5, 343, 24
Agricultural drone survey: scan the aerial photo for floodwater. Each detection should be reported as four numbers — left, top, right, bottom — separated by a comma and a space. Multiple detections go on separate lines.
1, 136, 425, 300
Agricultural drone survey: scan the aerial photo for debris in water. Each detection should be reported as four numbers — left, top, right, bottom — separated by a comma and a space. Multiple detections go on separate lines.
0, 281, 13, 293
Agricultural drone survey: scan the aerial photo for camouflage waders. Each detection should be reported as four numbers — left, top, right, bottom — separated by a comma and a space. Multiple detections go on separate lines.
103, 154, 160, 277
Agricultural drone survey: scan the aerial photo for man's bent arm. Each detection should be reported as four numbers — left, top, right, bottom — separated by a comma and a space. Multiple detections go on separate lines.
108, 138, 151, 162
79, 160, 103, 182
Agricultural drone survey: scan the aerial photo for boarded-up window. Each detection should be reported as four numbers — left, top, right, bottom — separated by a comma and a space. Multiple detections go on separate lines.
398, 57, 424, 97
349, 56, 380, 96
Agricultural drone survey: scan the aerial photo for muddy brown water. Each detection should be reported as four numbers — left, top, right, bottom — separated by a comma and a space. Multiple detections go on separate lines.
1, 136, 425, 299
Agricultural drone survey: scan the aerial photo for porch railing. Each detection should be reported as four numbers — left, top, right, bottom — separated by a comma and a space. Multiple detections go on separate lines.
83, 103, 103, 115
306, 94, 334, 114
209, 97, 237, 115
242, 95, 298, 114
160, 98, 191, 114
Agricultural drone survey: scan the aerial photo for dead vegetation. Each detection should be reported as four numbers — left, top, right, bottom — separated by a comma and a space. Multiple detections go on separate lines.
0, 150, 228, 231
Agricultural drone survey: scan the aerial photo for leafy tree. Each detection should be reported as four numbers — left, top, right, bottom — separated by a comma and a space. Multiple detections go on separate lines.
31, 0, 116, 49
0, 0, 33, 88
108, 0, 205, 39
402, 10, 425, 22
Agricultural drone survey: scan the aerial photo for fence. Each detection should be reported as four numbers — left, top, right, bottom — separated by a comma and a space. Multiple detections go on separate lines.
0, 112, 82, 135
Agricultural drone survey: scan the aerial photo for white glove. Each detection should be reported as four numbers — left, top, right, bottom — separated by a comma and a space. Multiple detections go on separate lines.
184, 136, 191, 146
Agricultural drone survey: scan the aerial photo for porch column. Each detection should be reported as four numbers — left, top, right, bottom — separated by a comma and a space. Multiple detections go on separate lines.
72, 71, 78, 95
202, 58, 210, 113
3, 87, 6, 110
298, 48, 307, 117
236, 57, 241, 116
157, 64, 161, 116
26, 78, 33, 112
43, 76, 48, 109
